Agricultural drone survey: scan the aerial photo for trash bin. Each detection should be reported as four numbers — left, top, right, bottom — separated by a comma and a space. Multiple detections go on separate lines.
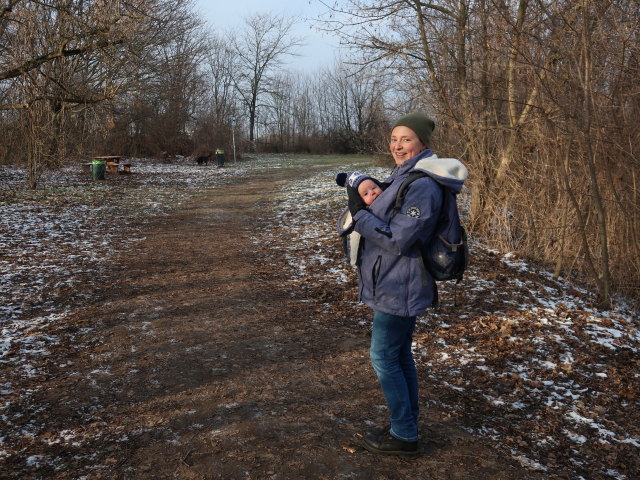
91, 160, 106, 180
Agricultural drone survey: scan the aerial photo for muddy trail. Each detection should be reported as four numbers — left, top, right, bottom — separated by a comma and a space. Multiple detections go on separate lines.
4, 166, 552, 479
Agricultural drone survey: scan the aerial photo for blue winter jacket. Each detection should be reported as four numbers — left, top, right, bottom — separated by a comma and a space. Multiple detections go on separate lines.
347, 149, 467, 317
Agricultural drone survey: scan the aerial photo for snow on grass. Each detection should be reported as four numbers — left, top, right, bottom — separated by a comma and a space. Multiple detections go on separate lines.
1, 158, 245, 322
266, 164, 389, 281
1, 157, 249, 472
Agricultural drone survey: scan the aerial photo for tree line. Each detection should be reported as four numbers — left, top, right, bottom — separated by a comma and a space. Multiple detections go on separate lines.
0, 1, 389, 183
1, 0, 638, 306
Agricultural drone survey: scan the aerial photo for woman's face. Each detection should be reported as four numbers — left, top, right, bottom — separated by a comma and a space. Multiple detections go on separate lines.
389, 126, 426, 166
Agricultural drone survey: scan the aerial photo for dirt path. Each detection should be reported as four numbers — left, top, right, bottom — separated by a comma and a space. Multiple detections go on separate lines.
6, 167, 551, 479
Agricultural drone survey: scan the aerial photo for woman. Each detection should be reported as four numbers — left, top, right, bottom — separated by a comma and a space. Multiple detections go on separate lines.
340, 112, 467, 455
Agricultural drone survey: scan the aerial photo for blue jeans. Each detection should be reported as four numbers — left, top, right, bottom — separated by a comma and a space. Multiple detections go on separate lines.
370, 311, 419, 442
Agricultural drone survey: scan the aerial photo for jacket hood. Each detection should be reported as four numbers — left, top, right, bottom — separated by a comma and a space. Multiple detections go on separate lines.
336, 206, 360, 266
337, 206, 354, 236
413, 154, 467, 193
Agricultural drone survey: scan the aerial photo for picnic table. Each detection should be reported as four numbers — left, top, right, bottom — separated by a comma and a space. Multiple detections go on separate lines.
93, 156, 120, 174
82, 156, 132, 175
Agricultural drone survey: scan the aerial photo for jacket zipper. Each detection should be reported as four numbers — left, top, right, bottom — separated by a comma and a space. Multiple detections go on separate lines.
372, 256, 382, 297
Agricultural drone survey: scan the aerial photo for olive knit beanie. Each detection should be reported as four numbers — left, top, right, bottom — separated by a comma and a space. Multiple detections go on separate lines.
393, 112, 435, 147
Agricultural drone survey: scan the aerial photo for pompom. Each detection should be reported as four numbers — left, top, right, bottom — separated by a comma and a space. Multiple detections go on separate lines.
336, 172, 348, 187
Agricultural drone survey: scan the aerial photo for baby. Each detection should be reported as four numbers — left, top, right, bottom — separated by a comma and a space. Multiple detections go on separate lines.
335, 171, 383, 206
336, 171, 384, 265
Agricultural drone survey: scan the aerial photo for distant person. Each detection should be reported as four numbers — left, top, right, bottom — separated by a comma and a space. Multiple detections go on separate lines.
335, 112, 467, 456
215, 148, 225, 167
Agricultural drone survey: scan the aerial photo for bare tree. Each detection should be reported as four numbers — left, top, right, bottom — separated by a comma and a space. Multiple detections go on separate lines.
110, 13, 208, 156
291, 76, 316, 151
229, 13, 302, 151
189, 34, 241, 156
262, 74, 295, 152
320, 60, 389, 153
0, 0, 197, 187
207, 35, 236, 128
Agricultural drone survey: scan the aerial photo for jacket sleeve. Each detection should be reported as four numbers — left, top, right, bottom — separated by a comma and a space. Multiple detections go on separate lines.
352, 177, 442, 256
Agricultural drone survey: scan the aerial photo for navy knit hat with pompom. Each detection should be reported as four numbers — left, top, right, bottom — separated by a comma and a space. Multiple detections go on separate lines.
336, 171, 374, 190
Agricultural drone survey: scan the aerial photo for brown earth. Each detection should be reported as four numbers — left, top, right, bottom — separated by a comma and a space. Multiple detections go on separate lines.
3, 166, 555, 479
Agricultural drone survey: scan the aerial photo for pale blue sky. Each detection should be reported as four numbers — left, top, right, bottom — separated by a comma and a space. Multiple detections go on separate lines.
194, 0, 341, 71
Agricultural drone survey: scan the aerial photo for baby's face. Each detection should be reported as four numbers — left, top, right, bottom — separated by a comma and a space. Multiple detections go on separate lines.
358, 179, 383, 206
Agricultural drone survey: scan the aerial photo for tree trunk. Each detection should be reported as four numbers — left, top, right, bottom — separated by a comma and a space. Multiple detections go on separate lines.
580, 0, 611, 308
554, 188, 569, 280
559, 149, 600, 290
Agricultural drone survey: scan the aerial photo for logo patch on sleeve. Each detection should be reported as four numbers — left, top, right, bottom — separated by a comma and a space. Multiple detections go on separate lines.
406, 206, 421, 217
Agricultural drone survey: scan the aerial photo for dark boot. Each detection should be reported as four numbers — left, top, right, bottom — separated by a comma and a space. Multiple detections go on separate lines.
362, 430, 419, 456
365, 425, 390, 436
